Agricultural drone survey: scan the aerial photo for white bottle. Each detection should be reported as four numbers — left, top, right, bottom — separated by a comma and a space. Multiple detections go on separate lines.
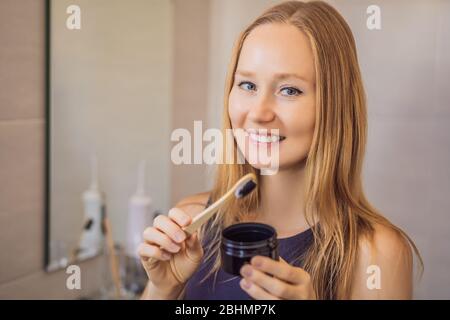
78, 155, 104, 260
125, 160, 153, 258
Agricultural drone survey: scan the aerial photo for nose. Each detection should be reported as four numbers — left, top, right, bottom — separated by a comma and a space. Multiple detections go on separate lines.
247, 94, 276, 123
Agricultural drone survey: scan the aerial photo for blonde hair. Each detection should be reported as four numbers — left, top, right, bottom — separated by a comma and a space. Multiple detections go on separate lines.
198, 0, 422, 299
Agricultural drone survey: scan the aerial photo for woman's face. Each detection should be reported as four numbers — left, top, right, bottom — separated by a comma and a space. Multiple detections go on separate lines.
229, 23, 316, 171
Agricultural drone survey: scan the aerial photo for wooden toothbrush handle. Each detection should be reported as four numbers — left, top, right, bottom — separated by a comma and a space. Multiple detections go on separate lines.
183, 203, 222, 236
182, 185, 236, 236
182, 173, 257, 237
103, 217, 122, 299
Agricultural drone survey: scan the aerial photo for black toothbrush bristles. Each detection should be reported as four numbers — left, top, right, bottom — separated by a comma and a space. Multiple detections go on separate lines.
235, 180, 257, 198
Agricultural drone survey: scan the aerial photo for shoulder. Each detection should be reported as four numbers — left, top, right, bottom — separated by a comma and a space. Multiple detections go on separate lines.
359, 222, 413, 263
350, 222, 413, 299
174, 191, 211, 219
359, 224, 412, 263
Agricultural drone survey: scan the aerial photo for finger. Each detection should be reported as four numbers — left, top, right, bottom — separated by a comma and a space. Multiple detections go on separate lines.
143, 227, 181, 253
138, 243, 171, 262
184, 233, 203, 262
185, 232, 200, 248
240, 264, 297, 299
239, 278, 280, 300
153, 214, 186, 244
168, 208, 192, 227
251, 256, 308, 284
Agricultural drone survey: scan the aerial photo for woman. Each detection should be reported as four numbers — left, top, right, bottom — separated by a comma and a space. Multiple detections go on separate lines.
139, 0, 422, 300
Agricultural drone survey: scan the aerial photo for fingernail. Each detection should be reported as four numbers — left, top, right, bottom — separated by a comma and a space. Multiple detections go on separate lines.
181, 216, 190, 225
241, 279, 251, 289
175, 231, 185, 242
241, 266, 252, 277
252, 257, 262, 267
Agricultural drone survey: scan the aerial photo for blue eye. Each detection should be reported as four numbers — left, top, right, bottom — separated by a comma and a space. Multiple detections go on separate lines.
238, 81, 256, 91
280, 87, 302, 96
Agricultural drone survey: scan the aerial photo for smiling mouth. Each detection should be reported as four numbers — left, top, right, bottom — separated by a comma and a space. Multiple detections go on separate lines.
245, 129, 286, 144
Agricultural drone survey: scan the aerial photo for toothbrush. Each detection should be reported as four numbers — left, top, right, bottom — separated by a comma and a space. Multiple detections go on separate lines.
103, 211, 122, 299
183, 173, 258, 237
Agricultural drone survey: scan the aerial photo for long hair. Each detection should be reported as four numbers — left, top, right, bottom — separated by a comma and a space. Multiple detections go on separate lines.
198, 0, 423, 299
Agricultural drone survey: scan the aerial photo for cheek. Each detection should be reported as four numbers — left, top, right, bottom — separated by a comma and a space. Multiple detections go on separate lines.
280, 101, 316, 161
228, 89, 246, 127
287, 95, 316, 136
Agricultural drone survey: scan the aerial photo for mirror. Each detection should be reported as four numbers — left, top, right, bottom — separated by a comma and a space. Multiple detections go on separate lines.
46, 0, 173, 284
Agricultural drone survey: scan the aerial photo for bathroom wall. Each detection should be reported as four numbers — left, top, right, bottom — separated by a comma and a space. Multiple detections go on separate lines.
170, 0, 211, 204
0, 0, 104, 299
337, 0, 450, 299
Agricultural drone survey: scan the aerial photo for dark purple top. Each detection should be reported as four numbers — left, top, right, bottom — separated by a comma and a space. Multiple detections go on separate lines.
183, 222, 314, 300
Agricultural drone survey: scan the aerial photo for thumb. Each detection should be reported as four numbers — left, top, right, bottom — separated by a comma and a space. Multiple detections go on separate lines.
185, 232, 198, 248
185, 233, 203, 260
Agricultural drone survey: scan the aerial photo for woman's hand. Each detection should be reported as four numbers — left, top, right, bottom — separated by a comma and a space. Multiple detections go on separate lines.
138, 208, 204, 299
239, 256, 316, 300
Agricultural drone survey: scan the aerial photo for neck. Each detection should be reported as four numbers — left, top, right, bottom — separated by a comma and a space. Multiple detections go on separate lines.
255, 160, 310, 237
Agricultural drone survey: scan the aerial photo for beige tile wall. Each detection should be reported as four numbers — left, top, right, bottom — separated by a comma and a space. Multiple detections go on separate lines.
170, 0, 211, 204
0, 0, 103, 299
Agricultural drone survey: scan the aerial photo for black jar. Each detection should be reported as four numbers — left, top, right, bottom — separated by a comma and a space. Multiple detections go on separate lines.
221, 222, 279, 276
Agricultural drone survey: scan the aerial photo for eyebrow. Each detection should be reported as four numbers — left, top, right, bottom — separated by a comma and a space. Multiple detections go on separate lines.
235, 70, 309, 82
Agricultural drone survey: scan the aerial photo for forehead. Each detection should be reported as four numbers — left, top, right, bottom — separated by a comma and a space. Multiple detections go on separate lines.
237, 23, 315, 83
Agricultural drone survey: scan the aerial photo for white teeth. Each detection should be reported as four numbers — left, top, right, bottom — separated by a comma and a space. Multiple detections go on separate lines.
249, 133, 282, 143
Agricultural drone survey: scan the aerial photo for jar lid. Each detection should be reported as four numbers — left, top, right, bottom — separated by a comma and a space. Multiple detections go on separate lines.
221, 222, 278, 250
